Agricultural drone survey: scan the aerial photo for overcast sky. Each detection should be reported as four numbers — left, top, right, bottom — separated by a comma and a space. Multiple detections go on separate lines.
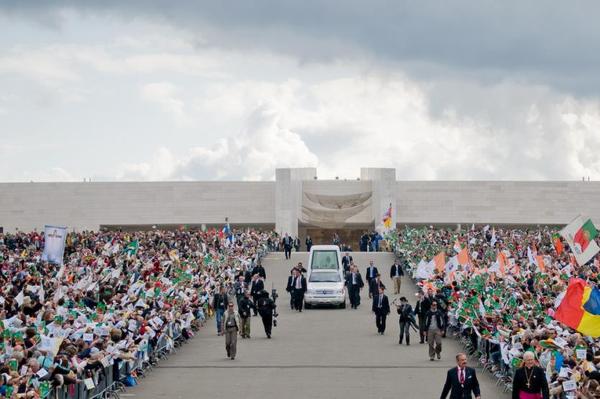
2, 1, 600, 181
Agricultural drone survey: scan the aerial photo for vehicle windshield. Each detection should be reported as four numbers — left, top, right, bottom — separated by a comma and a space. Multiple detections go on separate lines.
310, 250, 339, 270
309, 272, 341, 283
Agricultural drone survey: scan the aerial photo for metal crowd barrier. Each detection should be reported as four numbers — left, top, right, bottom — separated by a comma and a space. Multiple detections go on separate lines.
397, 248, 514, 395
48, 320, 190, 399
46, 243, 271, 399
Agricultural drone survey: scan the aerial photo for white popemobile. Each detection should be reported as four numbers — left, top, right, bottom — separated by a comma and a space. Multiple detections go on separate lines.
304, 245, 346, 309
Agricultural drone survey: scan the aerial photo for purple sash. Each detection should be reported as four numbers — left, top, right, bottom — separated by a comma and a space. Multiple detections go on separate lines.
519, 392, 542, 399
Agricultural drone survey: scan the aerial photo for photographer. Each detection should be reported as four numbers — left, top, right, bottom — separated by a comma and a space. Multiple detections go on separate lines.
257, 290, 276, 339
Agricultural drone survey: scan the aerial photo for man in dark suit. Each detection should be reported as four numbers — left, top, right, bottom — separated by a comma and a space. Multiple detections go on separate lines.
365, 260, 378, 295
369, 273, 386, 298
252, 263, 266, 279
305, 236, 313, 251
342, 252, 353, 273
415, 291, 433, 344
372, 286, 390, 335
286, 268, 297, 309
389, 259, 404, 295
250, 275, 264, 316
345, 265, 364, 309
282, 234, 293, 259
440, 353, 481, 399
291, 268, 307, 312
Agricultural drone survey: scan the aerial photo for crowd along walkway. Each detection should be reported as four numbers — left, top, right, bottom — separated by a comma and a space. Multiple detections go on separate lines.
130, 251, 508, 399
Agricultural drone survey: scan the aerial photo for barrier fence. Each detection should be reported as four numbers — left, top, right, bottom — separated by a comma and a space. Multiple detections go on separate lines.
398, 253, 514, 395
43, 244, 271, 399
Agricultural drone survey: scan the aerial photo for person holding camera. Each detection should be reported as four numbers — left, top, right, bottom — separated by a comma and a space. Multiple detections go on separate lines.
257, 290, 276, 338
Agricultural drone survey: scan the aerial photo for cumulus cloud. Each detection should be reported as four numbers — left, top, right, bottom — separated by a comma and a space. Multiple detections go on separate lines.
2, 5, 600, 182
118, 73, 600, 181
117, 103, 319, 180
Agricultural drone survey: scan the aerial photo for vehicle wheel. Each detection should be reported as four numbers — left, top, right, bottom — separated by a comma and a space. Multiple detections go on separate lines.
339, 302, 346, 309
305, 303, 311, 309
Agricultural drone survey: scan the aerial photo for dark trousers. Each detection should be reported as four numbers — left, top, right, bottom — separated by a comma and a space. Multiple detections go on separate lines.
399, 320, 411, 344
418, 314, 426, 342
349, 286, 360, 308
284, 246, 292, 259
293, 290, 304, 310
261, 313, 273, 336
252, 295, 259, 315
375, 312, 387, 333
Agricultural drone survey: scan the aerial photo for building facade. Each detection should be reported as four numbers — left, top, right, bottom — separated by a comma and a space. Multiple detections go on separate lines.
1, 168, 599, 237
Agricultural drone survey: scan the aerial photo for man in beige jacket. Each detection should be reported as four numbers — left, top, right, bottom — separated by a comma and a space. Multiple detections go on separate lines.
222, 302, 241, 360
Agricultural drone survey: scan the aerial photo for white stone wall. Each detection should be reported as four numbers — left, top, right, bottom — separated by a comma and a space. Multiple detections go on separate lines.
2, 178, 600, 233
0, 181, 275, 232
396, 181, 600, 225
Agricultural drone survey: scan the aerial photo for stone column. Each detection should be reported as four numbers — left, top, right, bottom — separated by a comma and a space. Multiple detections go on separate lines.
275, 168, 317, 237
360, 168, 397, 231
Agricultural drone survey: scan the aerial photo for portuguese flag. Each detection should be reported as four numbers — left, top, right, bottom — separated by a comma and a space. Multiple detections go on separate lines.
574, 219, 598, 253
552, 233, 564, 255
560, 215, 600, 266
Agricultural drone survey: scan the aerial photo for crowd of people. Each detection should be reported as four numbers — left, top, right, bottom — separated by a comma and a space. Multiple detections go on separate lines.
0, 228, 274, 398
391, 225, 600, 398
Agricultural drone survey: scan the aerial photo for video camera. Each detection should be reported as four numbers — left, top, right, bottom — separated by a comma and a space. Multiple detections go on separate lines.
271, 285, 279, 327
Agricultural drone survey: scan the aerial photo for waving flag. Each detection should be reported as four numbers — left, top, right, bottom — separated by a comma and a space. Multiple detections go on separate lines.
552, 233, 564, 255
382, 203, 393, 230
561, 216, 600, 266
554, 278, 600, 337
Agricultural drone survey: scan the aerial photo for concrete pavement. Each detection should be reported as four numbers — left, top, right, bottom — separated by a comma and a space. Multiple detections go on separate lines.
130, 251, 507, 399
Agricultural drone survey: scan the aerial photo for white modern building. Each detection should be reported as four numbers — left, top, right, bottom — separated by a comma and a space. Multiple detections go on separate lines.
1, 167, 599, 243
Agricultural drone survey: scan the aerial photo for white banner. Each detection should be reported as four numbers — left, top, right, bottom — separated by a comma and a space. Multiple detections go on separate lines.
41, 225, 67, 265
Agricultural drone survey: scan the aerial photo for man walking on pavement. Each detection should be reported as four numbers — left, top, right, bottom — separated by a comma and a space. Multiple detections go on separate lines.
346, 265, 364, 309
238, 291, 255, 339
389, 259, 404, 295
250, 274, 264, 316
282, 233, 293, 260
372, 286, 390, 335
415, 291, 432, 344
257, 290, 276, 338
213, 285, 228, 336
369, 273, 386, 299
222, 302, 241, 360
426, 301, 445, 361
292, 268, 307, 312
365, 260, 378, 296
440, 353, 481, 399
396, 296, 416, 345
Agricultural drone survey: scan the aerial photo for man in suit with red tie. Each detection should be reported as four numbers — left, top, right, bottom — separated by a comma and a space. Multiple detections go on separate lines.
440, 353, 481, 399
372, 286, 390, 335
291, 268, 307, 312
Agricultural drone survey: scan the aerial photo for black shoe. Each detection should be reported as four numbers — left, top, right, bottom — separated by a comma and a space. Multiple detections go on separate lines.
399, 340, 402, 345
437, 354, 441, 360
406, 343, 410, 346
430, 358, 434, 361
267, 334, 271, 339
420, 341, 424, 344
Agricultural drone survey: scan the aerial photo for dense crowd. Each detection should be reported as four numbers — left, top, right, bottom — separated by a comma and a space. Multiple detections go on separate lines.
393, 225, 600, 398
0, 228, 273, 398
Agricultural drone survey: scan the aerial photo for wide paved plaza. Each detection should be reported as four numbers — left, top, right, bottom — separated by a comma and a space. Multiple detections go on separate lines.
130, 252, 507, 399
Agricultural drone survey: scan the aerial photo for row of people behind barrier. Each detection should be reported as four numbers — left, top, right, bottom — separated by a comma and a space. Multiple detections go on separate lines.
0, 228, 273, 398
393, 226, 600, 398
